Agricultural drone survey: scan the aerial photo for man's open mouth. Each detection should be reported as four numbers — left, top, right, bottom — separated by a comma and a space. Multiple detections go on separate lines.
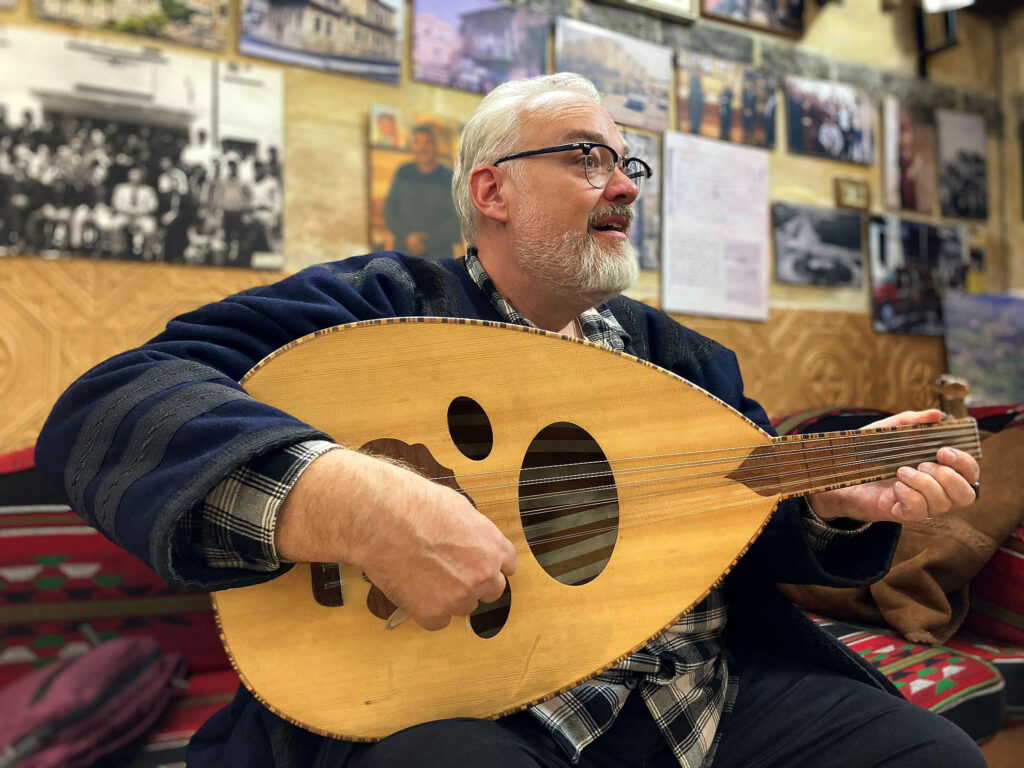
590, 215, 631, 234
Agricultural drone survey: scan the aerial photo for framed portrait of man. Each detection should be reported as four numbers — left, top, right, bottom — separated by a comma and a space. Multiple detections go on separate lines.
369, 109, 464, 261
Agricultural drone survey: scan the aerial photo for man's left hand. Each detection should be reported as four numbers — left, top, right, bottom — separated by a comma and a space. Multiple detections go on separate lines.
808, 409, 980, 525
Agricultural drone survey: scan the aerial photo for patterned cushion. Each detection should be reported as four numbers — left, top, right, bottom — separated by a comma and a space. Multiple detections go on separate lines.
1, 448, 239, 761
0, 502, 231, 688
809, 614, 1007, 741
968, 405, 1024, 434
943, 634, 1024, 728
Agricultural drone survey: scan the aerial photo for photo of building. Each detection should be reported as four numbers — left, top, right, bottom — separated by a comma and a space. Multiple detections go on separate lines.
240, 0, 402, 83
412, 0, 548, 95
33, 0, 230, 50
554, 18, 672, 133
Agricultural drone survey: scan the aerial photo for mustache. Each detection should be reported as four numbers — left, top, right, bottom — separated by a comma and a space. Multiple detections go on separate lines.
587, 204, 634, 228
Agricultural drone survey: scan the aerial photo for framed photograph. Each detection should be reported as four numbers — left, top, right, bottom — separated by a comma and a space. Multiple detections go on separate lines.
834, 178, 870, 211
240, 0, 402, 83
555, 18, 672, 133
936, 109, 988, 220
596, 0, 697, 21
882, 97, 938, 215
869, 216, 967, 336
0, 26, 285, 269
412, 0, 548, 95
369, 109, 464, 261
773, 202, 863, 287
33, 0, 229, 51
785, 75, 875, 165
943, 292, 1024, 406
677, 52, 778, 149
619, 128, 661, 302
702, 0, 802, 35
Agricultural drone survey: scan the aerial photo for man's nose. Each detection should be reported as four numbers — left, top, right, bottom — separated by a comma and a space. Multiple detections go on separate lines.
603, 165, 639, 204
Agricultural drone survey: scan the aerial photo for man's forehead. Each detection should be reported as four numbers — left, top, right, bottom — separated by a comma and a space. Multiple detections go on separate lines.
520, 96, 626, 152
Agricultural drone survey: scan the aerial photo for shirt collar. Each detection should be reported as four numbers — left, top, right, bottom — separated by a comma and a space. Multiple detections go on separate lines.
463, 247, 628, 352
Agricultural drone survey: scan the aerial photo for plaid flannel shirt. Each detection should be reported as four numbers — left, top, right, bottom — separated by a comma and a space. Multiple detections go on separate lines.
186, 250, 867, 767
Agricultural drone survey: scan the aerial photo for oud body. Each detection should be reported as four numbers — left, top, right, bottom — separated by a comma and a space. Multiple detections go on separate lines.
212, 319, 979, 741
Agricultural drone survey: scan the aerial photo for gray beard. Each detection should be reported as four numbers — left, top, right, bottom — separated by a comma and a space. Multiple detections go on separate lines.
512, 223, 639, 308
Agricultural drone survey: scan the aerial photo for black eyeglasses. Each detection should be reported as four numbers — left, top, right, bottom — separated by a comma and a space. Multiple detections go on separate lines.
493, 142, 652, 198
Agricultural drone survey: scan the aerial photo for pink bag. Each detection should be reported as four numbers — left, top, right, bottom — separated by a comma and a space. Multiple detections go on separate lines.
0, 637, 186, 768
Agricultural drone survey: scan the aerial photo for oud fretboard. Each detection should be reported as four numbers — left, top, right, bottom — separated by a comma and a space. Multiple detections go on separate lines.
727, 418, 981, 499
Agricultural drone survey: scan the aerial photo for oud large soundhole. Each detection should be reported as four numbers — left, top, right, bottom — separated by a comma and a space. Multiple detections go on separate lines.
520, 422, 619, 586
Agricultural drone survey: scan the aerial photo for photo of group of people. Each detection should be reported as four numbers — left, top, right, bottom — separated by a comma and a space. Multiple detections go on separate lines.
0, 26, 284, 269
677, 53, 778, 149
369, 107, 463, 261
702, 0, 804, 35
555, 18, 672, 133
785, 76, 875, 165
412, 0, 548, 95
936, 109, 988, 220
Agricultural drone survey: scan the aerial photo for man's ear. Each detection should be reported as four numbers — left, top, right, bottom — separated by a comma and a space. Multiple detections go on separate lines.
468, 165, 509, 226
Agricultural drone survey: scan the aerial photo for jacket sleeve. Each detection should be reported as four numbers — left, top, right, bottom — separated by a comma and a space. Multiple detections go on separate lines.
35, 256, 424, 589
679, 346, 900, 588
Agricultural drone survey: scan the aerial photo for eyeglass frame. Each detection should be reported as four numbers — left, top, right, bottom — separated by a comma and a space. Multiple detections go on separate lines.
492, 142, 653, 195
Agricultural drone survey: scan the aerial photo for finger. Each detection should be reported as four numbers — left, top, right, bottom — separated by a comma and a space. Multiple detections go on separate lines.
500, 541, 519, 578
868, 409, 943, 430
919, 461, 977, 508
890, 481, 927, 522
936, 447, 981, 485
896, 466, 951, 517
416, 613, 452, 632
479, 572, 508, 604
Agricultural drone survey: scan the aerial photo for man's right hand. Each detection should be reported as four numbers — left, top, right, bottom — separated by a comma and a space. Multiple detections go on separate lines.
275, 448, 518, 631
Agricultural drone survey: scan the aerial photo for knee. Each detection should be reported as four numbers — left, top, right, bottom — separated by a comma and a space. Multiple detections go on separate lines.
900, 715, 987, 768
352, 718, 537, 768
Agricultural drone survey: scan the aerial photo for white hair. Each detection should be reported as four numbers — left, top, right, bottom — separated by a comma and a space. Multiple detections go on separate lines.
452, 73, 601, 245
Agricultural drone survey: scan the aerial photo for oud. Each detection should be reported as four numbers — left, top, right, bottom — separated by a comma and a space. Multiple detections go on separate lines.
212, 319, 980, 740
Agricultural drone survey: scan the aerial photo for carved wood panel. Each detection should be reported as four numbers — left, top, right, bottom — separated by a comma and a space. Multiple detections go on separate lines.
0, 259, 945, 453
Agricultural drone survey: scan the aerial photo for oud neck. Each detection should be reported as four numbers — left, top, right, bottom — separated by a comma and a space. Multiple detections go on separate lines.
728, 418, 982, 499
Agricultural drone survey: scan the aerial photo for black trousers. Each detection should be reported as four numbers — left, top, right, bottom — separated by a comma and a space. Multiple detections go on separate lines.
345, 655, 986, 768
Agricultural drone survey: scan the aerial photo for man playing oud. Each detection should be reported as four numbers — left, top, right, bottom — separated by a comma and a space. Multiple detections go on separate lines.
38, 74, 982, 768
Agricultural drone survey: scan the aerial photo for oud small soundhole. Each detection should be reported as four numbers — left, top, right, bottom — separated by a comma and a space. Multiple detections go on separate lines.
469, 581, 511, 639
448, 396, 493, 460
520, 422, 619, 586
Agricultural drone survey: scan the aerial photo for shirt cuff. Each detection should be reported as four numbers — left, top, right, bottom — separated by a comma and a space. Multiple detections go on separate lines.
800, 497, 871, 551
195, 439, 341, 571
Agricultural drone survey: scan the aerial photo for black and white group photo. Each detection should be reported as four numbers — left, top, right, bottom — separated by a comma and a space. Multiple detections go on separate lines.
0, 26, 285, 269
937, 109, 989, 221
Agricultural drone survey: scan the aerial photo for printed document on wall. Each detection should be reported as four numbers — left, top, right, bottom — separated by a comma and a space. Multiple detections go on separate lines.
661, 132, 769, 321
